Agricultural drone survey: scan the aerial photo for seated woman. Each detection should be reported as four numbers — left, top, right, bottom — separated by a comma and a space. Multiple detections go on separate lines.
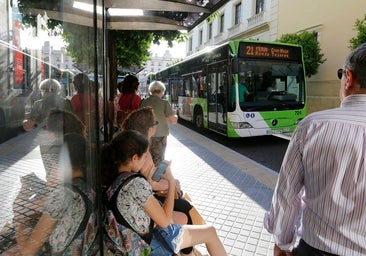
15, 133, 97, 255
122, 108, 190, 210
101, 130, 227, 255
122, 107, 197, 254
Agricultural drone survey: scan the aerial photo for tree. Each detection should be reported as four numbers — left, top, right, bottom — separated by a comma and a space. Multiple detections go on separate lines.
349, 14, 366, 50
278, 31, 326, 78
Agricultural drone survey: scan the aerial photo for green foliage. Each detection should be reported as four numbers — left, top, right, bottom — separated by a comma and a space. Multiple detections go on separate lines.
17, 0, 62, 30
207, 11, 220, 24
114, 31, 152, 68
112, 30, 185, 69
150, 31, 187, 47
278, 31, 326, 78
62, 23, 98, 69
349, 14, 366, 50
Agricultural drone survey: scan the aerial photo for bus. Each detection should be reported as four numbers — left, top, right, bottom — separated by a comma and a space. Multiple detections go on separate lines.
155, 40, 306, 138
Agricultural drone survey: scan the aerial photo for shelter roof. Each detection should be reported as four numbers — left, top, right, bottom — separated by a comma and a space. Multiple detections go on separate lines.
26, 0, 230, 31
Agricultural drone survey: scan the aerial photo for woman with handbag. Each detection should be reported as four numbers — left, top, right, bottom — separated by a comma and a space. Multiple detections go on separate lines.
101, 130, 227, 255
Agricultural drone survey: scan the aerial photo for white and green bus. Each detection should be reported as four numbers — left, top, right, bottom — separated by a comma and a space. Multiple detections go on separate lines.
155, 40, 306, 138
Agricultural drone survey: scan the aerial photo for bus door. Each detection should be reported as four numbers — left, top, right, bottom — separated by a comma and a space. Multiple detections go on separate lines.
207, 62, 227, 134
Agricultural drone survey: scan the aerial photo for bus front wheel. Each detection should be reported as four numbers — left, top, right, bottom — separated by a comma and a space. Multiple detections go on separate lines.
194, 109, 203, 128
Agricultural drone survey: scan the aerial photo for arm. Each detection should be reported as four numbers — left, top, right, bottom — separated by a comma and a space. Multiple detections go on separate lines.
140, 153, 180, 194
168, 114, 178, 125
143, 164, 176, 228
264, 130, 304, 251
22, 101, 42, 131
165, 102, 178, 124
16, 213, 57, 256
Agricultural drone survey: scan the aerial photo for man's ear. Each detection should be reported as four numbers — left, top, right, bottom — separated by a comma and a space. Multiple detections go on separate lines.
345, 69, 356, 90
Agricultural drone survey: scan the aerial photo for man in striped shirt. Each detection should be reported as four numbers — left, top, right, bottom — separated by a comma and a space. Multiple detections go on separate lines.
264, 43, 366, 256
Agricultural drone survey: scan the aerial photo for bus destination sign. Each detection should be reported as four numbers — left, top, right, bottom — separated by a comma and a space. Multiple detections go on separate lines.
238, 43, 301, 60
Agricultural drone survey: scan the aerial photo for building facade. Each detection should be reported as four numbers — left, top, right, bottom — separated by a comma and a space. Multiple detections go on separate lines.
187, 0, 366, 114
138, 50, 179, 97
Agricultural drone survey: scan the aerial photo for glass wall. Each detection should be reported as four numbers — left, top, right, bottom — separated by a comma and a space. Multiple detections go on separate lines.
0, 0, 103, 254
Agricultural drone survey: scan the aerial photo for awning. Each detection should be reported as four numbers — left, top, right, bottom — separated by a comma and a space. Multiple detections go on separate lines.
24, 0, 230, 31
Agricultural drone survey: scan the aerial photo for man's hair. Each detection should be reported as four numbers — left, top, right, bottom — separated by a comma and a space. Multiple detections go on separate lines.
344, 42, 366, 88
39, 78, 61, 94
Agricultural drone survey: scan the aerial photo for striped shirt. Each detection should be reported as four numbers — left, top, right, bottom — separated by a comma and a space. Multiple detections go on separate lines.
264, 94, 366, 255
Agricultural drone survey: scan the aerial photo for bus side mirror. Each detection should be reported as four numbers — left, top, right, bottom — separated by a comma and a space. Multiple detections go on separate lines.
232, 59, 239, 74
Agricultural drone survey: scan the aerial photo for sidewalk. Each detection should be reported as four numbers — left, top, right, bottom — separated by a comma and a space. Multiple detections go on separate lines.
166, 124, 278, 256
0, 124, 279, 255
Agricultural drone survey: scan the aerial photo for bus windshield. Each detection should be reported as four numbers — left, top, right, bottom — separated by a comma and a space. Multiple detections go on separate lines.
229, 59, 305, 112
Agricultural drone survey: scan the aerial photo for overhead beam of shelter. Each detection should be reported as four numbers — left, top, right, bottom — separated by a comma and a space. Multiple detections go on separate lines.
24, 0, 231, 31
30, 7, 97, 28
104, 0, 210, 13
108, 16, 187, 30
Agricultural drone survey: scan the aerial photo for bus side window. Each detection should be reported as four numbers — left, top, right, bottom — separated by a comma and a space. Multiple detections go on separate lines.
178, 80, 185, 96
184, 78, 191, 96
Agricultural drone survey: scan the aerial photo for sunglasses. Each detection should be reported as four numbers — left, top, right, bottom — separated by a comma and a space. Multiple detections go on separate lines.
337, 68, 346, 80
150, 120, 159, 127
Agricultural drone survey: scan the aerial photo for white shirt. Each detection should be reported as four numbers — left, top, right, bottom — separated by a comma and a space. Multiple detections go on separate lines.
264, 94, 366, 255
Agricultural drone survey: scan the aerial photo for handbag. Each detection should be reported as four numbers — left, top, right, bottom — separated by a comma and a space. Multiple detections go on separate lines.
183, 193, 206, 225
103, 173, 152, 256
103, 209, 151, 256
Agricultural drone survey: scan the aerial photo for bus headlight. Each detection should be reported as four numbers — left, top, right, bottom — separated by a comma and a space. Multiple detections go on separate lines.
232, 122, 253, 129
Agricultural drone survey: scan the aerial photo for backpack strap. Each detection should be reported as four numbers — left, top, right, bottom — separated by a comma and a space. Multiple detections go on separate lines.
48, 182, 92, 256
108, 172, 154, 243
70, 184, 92, 240
63, 183, 92, 248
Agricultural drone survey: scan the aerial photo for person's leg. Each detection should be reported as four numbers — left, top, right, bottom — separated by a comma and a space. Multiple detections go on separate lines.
150, 136, 165, 166
155, 195, 194, 254
172, 211, 188, 225
160, 136, 167, 160
180, 224, 227, 256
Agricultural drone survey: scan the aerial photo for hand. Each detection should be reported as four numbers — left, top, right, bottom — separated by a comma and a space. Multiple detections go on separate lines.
175, 179, 181, 192
22, 120, 36, 131
160, 162, 175, 183
141, 153, 156, 179
274, 244, 293, 256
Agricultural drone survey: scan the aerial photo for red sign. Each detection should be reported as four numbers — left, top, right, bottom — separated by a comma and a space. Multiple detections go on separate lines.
13, 20, 24, 88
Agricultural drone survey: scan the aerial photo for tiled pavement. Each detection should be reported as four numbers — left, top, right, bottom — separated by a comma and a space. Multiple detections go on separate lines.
166, 124, 278, 255
0, 124, 279, 255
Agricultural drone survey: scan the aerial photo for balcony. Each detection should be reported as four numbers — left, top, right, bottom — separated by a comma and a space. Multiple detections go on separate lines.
247, 11, 265, 28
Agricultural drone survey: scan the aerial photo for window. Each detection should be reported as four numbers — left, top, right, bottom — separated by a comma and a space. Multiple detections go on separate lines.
220, 14, 225, 33
208, 23, 213, 40
199, 29, 203, 45
256, 0, 264, 14
235, 3, 242, 25
189, 37, 193, 52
